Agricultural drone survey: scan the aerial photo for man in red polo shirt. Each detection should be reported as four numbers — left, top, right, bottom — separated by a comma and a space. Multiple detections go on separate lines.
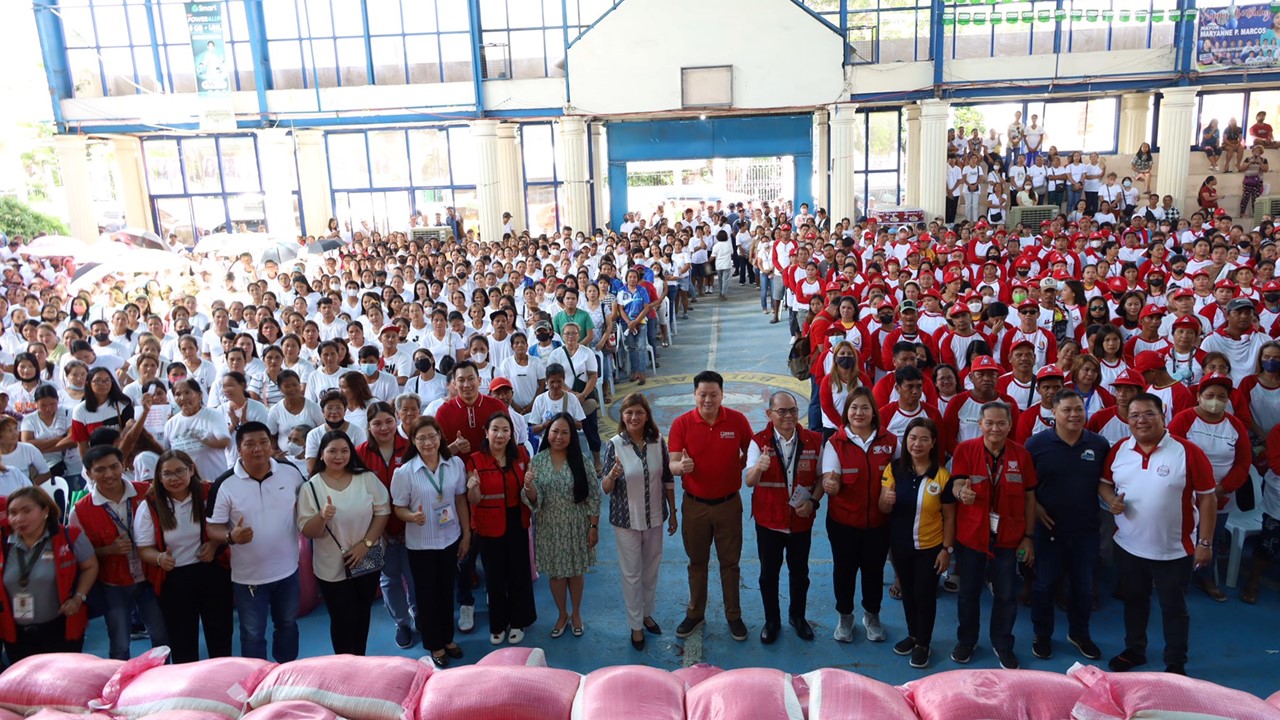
668, 370, 754, 642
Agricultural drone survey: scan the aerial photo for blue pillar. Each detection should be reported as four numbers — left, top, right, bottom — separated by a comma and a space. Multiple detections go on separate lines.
931, 0, 945, 88
1052, 0, 1065, 53
142, 0, 165, 93
795, 154, 813, 208
32, 0, 71, 129
467, 0, 485, 115
840, 0, 850, 66
360, 0, 375, 86
561, 0, 572, 104
608, 160, 628, 231
243, 0, 273, 122
1175, 0, 1196, 84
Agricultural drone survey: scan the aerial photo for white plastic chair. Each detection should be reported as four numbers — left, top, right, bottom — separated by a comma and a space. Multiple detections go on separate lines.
1225, 468, 1266, 588
593, 351, 606, 409
42, 476, 71, 520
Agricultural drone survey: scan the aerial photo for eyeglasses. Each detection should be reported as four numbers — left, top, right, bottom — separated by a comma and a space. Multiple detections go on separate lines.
1129, 411, 1161, 421
160, 469, 189, 480
771, 408, 800, 416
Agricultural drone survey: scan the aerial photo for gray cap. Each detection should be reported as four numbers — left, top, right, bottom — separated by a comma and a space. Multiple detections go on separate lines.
900, 299, 918, 313
1226, 298, 1256, 313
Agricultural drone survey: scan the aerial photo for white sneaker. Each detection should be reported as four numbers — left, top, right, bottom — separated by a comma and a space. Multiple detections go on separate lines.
507, 627, 524, 644
864, 612, 886, 642
458, 604, 475, 632
834, 613, 855, 643
490, 632, 504, 646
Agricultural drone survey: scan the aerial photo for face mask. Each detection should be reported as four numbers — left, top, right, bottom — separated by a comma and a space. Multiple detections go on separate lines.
283, 441, 304, 458
1199, 397, 1226, 415
877, 313, 894, 324
94, 332, 109, 343
329, 283, 341, 291
16, 369, 36, 382
361, 363, 378, 375
471, 352, 487, 364
325, 418, 345, 429
967, 301, 983, 314
346, 289, 358, 298
1122, 180, 1132, 188
536, 331, 552, 342
835, 356, 856, 370
1265, 293, 1280, 304
982, 295, 995, 305
176, 327, 192, 336
415, 358, 433, 374
1262, 359, 1280, 374
1012, 291, 1028, 304
68, 383, 84, 393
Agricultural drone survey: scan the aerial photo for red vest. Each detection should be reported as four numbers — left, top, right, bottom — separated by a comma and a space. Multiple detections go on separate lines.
825, 429, 897, 529
73, 482, 150, 587
468, 450, 530, 538
751, 426, 823, 533
141, 482, 229, 595
952, 438, 1035, 553
357, 437, 409, 539
0, 526, 89, 642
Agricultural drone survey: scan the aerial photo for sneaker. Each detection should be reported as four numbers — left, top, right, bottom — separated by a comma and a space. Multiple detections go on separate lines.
458, 604, 475, 633
507, 627, 524, 644
1032, 635, 1053, 660
675, 616, 703, 639
130, 629, 149, 641
1108, 649, 1148, 673
994, 647, 1020, 670
893, 636, 916, 656
863, 612, 886, 642
951, 643, 974, 664
395, 625, 414, 650
910, 644, 931, 669
833, 613, 855, 643
1069, 635, 1102, 661
490, 632, 504, 646
728, 618, 749, 642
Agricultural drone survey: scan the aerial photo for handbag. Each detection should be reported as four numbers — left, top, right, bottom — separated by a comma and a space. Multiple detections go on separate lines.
309, 482, 385, 579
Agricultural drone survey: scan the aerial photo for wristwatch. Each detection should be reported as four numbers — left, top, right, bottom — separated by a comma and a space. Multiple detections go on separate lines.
74, 592, 88, 603
943, 546, 954, 555
1197, 539, 1213, 549
227, 535, 235, 546
589, 523, 598, 529
363, 538, 375, 549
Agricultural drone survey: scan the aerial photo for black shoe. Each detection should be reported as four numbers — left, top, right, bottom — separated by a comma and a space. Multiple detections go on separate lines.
910, 644, 931, 669
728, 618, 749, 642
893, 636, 917, 656
994, 647, 1020, 670
1108, 649, 1148, 673
1069, 635, 1102, 661
790, 617, 815, 641
1032, 636, 1053, 660
760, 621, 780, 645
676, 616, 703, 639
631, 631, 646, 651
1165, 664, 1187, 676
643, 617, 662, 635
395, 625, 414, 650
430, 653, 449, 669
951, 643, 974, 664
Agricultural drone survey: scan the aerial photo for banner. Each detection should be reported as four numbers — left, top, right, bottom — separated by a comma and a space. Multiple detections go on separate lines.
1196, 2, 1280, 71
185, 1, 230, 96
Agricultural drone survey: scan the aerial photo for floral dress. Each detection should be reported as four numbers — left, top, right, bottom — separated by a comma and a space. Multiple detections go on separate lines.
525, 451, 601, 578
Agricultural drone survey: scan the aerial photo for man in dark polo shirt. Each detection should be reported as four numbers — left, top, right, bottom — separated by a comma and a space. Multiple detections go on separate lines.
1024, 389, 1110, 663
668, 370, 754, 641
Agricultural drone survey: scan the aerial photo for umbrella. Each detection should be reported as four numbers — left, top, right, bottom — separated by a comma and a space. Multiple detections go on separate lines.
193, 232, 265, 258
307, 238, 344, 254
70, 248, 196, 291
111, 227, 169, 252
18, 235, 94, 259
257, 241, 301, 265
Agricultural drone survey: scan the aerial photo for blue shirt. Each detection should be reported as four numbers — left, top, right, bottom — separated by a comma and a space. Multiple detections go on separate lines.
1024, 428, 1111, 536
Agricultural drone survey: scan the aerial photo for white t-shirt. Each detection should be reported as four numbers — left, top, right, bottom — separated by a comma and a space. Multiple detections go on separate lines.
305, 423, 368, 462
267, 398, 325, 438
133, 494, 202, 568
406, 374, 448, 408
20, 410, 72, 469
0, 442, 49, 484
497, 356, 546, 409
164, 408, 232, 483
420, 331, 466, 364
1104, 433, 1215, 561
528, 391, 586, 426
220, 400, 269, 468
546, 346, 597, 395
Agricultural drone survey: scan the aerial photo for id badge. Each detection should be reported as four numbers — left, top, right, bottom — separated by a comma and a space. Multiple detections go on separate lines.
989, 512, 1001, 534
13, 593, 34, 622
433, 502, 455, 527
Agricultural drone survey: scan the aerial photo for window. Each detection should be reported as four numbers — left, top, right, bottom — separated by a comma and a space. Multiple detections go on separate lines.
522, 123, 564, 230
1196, 92, 1246, 148
953, 98, 1119, 154
479, 0, 619, 79
948, 0, 1179, 60
263, 0, 370, 89
844, 109, 905, 218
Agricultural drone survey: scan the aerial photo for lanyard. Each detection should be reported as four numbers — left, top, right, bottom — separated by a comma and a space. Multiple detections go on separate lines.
103, 500, 134, 544
423, 461, 445, 501
15, 536, 50, 590
771, 434, 799, 489
986, 447, 1005, 517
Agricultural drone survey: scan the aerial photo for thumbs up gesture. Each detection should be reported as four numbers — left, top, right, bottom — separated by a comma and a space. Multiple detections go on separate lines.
322, 494, 337, 520
411, 504, 427, 526
523, 464, 538, 502
755, 448, 772, 472
158, 549, 176, 571
1108, 492, 1126, 516
466, 473, 480, 491
822, 474, 840, 495
679, 454, 695, 475
451, 432, 471, 455
230, 516, 253, 545
883, 481, 897, 506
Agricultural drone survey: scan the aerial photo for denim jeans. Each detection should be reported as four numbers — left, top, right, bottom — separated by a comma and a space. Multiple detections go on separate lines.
1065, 186, 1082, 214
760, 274, 773, 311
624, 325, 647, 376
102, 582, 168, 660
807, 376, 822, 435
233, 570, 300, 662
956, 544, 1019, 652
1032, 530, 1099, 641
380, 541, 417, 630
717, 269, 732, 297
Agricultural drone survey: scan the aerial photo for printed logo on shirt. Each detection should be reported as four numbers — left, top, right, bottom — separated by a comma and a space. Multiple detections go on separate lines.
926, 481, 942, 496
720, 431, 736, 439
873, 445, 894, 455
1157, 465, 1171, 477
1008, 460, 1020, 472
1081, 449, 1096, 461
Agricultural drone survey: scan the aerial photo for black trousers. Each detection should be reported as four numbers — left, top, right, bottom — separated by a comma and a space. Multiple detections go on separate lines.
756, 524, 811, 624
892, 545, 942, 647
945, 195, 959, 224
733, 251, 756, 284
1085, 190, 1100, 214
7, 616, 82, 663
409, 542, 459, 652
826, 517, 891, 615
159, 562, 234, 663
316, 572, 379, 655
1115, 544, 1193, 667
478, 507, 537, 635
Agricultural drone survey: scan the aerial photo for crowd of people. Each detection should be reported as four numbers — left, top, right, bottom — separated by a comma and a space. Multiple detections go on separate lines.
0, 155, 1275, 680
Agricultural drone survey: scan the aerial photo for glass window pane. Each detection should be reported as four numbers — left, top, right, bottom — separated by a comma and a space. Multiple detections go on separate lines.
101, 48, 138, 96
369, 131, 411, 186
227, 194, 267, 232
509, 0, 544, 27
227, 0, 250, 38
522, 124, 556, 182
409, 129, 452, 185
440, 34, 474, 82
145, 140, 184, 195
336, 37, 369, 86
126, 5, 151, 44
402, 0, 438, 33
220, 137, 260, 193
1198, 93, 1245, 141
231, 41, 256, 91
406, 35, 442, 83
545, 29, 565, 78
61, 6, 97, 48
414, 188, 454, 221
438, 0, 470, 31
452, 188, 480, 233
509, 29, 545, 79
1042, 101, 1087, 151
93, 5, 129, 46
372, 36, 406, 84
868, 112, 900, 170
182, 139, 222, 193
1084, 98, 1118, 152
268, 40, 305, 89
309, 39, 340, 88
527, 185, 559, 233
332, 0, 365, 36
165, 45, 197, 93
263, 0, 301, 39
155, 198, 193, 246
328, 133, 371, 188
449, 127, 477, 185
69, 50, 103, 98
192, 196, 230, 234
367, 0, 403, 34
480, 0, 508, 28
1247, 91, 1280, 129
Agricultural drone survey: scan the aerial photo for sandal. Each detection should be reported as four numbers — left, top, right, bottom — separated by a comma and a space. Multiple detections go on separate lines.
1194, 576, 1227, 602
889, 582, 902, 600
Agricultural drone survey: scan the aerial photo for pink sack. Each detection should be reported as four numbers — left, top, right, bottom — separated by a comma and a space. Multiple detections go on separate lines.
297, 535, 322, 616
26, 711, 115, 720
419, 666, 582, 720
1069, 664, 1280, 720
672, 664, 724, 688
97, 657, 276, 718
0, 651, 164, 715
1269, 691, 1280, 711
0, 710, 20, 720
802, 668, 916, 720
573, 666, 684, 720
904, 669, 1085, 720
122, 713, 228, 720
686, 668, 804, 720
241, 701, 341, 720
248, 656, 431, 720
475, 647, 548, 667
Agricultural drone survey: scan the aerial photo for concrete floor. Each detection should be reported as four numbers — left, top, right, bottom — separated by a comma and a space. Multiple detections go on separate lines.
90, 281, 1280, 699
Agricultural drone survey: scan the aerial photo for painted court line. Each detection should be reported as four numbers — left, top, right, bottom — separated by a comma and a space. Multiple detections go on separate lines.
706, 306, 720, 370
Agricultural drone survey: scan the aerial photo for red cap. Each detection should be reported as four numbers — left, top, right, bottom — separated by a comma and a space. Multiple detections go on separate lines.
1262, 280, 1280, 292
1040, 219, 1053, 227
1138, 304, 1166, 320
1172, 315, 1201, 332
1010, 339, 1036, 354
379, 324, 401, 336
1145, 268, 1166, 278
1111, 368, 1146, 388
923, 288, 943, 300
1214, 278, 1237, 291
948, 303, 970, 318
488, 376, 514, 393
1214, 207, 1228, 217
1199, 372, 1233, 391
1133, 350, 1165, 375
969, 355, 1001, 373
1189, 269, 1211, 279
1035, 365, 1065, 381
1171, 288, 1195, 299
944, 271, 964, 285
983, 259, 999, 268
1017, 298, 1040, 312
975, 219, 989, 230
1108, 277, 1129, 294
1052, 268, 1072, 281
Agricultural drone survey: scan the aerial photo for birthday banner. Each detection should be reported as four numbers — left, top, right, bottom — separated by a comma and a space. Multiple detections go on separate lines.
943, 6, 1197, 27
1196, 2, 1280, 71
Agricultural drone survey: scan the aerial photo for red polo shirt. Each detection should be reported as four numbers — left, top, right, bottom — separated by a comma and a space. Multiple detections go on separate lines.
435, 394, 510, 455
668, 406, 753, 498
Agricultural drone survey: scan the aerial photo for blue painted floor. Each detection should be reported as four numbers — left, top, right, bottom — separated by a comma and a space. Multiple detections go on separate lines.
90, 283, 1280, 699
